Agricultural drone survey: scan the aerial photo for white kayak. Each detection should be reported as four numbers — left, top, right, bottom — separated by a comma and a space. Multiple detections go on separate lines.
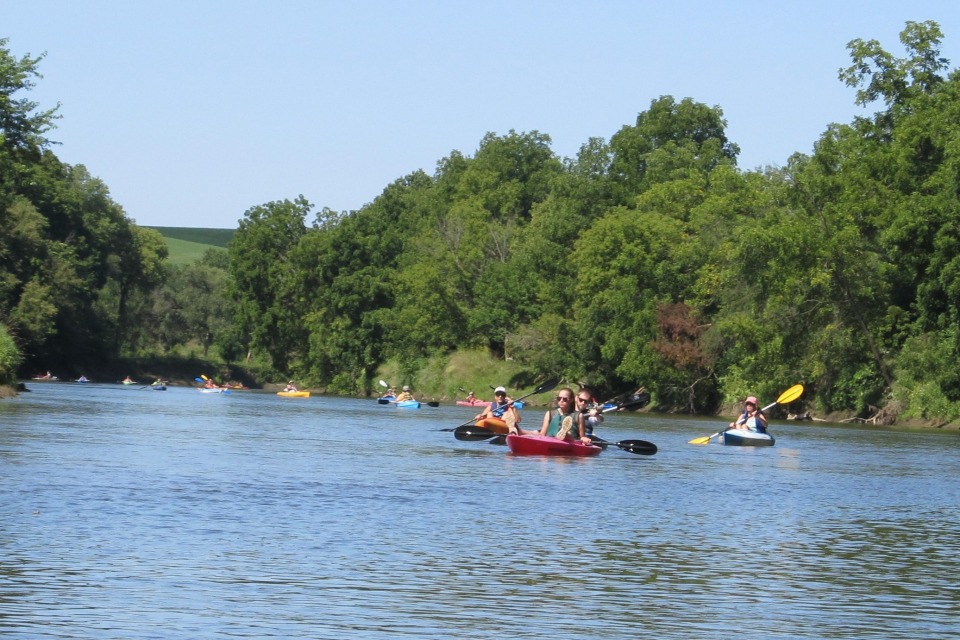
722, 429, 775, 446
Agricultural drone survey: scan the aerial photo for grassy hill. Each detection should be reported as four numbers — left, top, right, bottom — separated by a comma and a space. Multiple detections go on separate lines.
149, 227, 234, 247
148, 227, 234, 266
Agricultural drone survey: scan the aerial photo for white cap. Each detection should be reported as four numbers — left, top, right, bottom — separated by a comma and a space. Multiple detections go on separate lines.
402, 385, 411, 391
494, 386, 506, 393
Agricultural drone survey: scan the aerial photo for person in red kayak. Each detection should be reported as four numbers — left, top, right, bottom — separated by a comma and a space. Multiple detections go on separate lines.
538, 387, 591, 444
476, 386, 521, 434
576, 389, 604, 437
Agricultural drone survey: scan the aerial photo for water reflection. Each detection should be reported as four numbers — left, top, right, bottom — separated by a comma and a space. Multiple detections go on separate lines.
1, 383, 959, 638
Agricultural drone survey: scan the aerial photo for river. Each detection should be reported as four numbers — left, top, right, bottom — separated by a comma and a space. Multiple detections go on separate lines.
1, 382, 958, 639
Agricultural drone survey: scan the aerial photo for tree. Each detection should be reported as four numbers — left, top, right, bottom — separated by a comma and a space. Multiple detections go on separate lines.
228, 197, 310, 372
0, 38, 60, 153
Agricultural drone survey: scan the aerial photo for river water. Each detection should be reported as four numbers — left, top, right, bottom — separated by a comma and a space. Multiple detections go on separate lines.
1, 382, 958, 639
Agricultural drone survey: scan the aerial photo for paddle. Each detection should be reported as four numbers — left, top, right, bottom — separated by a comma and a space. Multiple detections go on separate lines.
454, 425, 503, 441
589, 435, 658, 455
440, 377, 560, 431
688, 384, 805, 445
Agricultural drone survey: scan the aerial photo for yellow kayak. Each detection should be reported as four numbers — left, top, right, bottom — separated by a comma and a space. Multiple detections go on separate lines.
277, 390, 310, 398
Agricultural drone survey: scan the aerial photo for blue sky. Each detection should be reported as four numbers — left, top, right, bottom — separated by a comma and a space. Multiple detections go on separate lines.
5, 1, 960, 229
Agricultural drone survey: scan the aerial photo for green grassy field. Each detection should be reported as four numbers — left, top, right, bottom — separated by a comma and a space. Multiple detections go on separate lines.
148, 227, 234, 265
149, 227, 234, 247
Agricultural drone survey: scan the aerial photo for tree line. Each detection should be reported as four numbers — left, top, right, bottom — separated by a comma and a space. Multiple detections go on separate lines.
3, 22, 960, 423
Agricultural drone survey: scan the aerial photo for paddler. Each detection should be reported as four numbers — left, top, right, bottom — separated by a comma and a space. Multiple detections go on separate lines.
538, 387, 591, 444
475, 386, 521, 434
395, 385, 416, 402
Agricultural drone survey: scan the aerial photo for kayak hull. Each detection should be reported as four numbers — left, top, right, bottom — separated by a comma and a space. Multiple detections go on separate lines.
396, 400, 421, 408
456, 400, 490, 407
476, 417, 508, 434
506, 434, 602, 457
198, 388, 226, 394
277, 390, 310, 398
722, 429, 775, 446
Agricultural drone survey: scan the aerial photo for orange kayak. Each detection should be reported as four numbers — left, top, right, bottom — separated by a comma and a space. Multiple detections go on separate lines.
475, 418, 509, 434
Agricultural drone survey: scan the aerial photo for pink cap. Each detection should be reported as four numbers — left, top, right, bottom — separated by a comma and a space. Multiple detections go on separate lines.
746, 396, 758, 405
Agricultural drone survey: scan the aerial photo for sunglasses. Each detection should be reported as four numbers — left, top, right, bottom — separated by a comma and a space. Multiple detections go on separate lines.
577, 397, 591, 402
557, 396, 573, 402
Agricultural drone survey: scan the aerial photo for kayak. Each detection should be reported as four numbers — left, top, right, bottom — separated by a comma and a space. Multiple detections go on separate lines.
151, 385, 167, 391
277, 390, 310, 398
506, 434, 602, 457
722, 429, 775, 446
476, 417, 509, 434
396, 400, 421, 408
456, 399, 490, 407
198, 388, 227, 394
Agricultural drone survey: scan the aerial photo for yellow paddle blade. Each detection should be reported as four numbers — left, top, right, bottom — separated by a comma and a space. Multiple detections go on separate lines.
776, 384, 804, 405
688, 436, 712, 445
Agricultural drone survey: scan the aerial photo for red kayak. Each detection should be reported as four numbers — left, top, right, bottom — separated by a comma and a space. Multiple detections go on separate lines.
506, 434, 602, 457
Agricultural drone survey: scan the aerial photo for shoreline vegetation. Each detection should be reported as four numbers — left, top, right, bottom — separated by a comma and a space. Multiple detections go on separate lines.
4, 379, 957, 430
5, 351, 959, 431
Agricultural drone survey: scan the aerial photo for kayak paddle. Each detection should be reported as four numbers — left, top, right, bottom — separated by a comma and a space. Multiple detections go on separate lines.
688, 383, 805, 445
454, 425, 501, 441
589, 435, 658, 455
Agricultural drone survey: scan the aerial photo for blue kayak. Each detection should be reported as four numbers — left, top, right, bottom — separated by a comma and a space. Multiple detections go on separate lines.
396, 400, 421, 408
722, 429, 775, 446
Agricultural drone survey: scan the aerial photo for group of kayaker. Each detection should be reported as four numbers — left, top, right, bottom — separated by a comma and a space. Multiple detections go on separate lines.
473, 385, 603, 445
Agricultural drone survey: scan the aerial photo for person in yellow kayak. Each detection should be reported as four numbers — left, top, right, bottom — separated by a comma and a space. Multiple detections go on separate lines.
395, 385, 416, 402
729, 396, 768, 433
538, 387, 591, 444
284, 381, 299, 392
476, 386, 521, 434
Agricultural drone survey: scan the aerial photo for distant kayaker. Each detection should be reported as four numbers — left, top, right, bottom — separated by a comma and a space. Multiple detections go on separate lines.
538, 387, 591, 444
284, 380, 298, 392
729, 396, 768, 432
464, 391, 478, 404
395, 385, 416, 402
476, 386, 521, 434
576, 389, 603, 436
